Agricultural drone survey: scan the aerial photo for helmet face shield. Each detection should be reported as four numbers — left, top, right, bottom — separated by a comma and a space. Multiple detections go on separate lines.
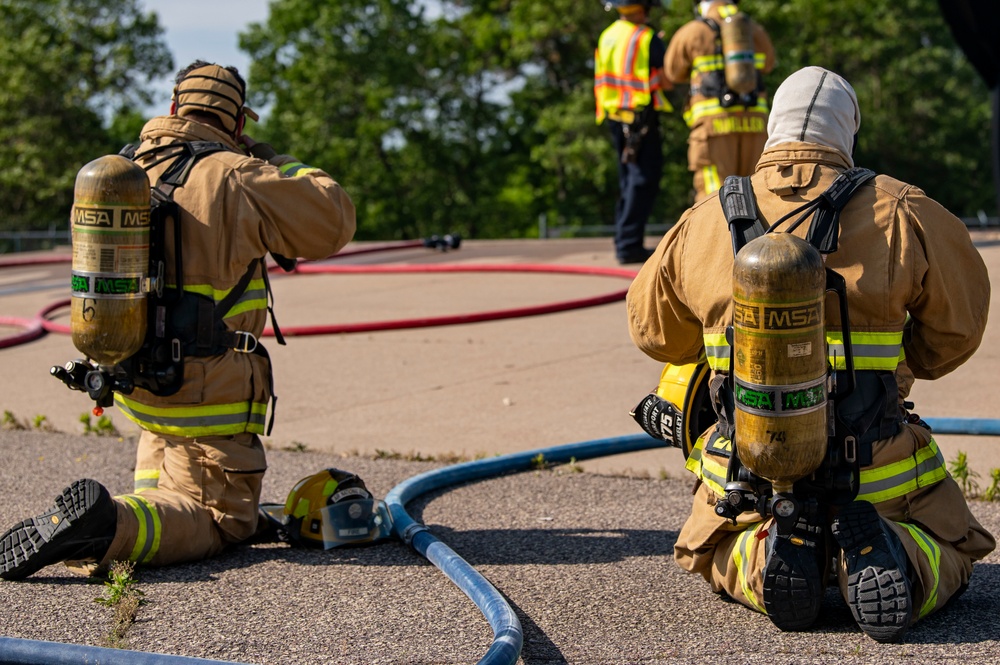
310, 499, 394, 550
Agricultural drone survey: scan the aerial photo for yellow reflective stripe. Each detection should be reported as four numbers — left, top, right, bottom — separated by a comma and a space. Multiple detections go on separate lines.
705, 331, 904, 372
826, 331, 903, 370
719, 4, 738, 18
685, 434, 728, 496
857, 437, 947, 504
733, 522, 766, 613
754, 53, 767, 70
692, 54, 723, 75
180, 279, 268, 319
684, 97, 769, 126
279, 162, 322, 177
898, 522, 940, 618
702, 165, 722, 195
115, 394, 268, 437
704, 332, 730, 371
120, 494, 161, 564
133, 469, 160, 493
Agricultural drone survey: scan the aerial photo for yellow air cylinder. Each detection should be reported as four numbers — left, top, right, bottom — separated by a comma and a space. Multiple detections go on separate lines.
732, 233, 827, 494
70, 155, 150, 367
720, 11, 757, 96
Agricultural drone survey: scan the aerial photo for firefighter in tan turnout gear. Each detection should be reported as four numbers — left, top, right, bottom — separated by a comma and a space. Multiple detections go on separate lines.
626, 66, 995, 642
0, 61, 356, 578
665, 0, 775, 202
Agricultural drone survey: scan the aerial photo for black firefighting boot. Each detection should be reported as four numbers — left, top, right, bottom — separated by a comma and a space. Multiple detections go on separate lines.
0, 479, 117, 581
761, 499, 827, 631
831, 500, 913, 643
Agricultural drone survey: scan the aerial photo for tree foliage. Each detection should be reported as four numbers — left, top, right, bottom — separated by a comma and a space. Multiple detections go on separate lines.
242, 0, 992, 241
0, 0, 172, 233
2, 0, 993, 243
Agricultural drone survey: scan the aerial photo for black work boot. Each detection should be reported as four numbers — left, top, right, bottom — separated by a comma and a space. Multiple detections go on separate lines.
761, 499, 827, 631
831, 500, 913, 643
0, 479, 117, 581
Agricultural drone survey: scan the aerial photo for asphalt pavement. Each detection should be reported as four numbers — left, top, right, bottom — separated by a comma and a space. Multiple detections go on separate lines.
1, 236, 999, 664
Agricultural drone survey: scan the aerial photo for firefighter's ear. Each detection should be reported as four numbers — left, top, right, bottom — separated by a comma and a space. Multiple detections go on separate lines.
170, 100, 177, 115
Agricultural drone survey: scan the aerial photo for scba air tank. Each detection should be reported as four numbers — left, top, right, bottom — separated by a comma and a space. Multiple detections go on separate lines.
732, 233, 827, 494
70, 155, 150, 367
720, 10, 757, 96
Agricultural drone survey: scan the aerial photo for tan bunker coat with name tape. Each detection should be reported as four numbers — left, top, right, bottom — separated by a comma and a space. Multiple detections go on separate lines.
626, 141, 995, 622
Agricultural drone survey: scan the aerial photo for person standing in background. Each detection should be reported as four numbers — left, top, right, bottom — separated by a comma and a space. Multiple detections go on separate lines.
665, 0, 775, 202
595, 1, 674, 264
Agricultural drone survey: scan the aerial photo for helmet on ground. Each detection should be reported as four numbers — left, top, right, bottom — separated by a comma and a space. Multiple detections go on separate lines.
282, 468, 393, 549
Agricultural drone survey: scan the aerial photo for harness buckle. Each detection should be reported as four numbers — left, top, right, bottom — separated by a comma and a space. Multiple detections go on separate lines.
232, 331, 258, 354
844, 435, 857, 464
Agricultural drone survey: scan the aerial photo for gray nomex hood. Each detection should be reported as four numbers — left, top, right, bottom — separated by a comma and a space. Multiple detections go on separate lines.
764, 66, 861, 166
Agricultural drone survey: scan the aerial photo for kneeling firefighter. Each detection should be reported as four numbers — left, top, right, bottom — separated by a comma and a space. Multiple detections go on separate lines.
626, 67, 995, 643
1, 60, 357, 580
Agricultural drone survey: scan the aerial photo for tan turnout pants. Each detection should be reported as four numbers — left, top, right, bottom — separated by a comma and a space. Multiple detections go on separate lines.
674, 423, 996, 624
99, 430, 267, 567
689, 130, 767, 203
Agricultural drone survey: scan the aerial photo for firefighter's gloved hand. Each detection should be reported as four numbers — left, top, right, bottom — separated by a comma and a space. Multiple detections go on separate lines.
631, 393, 682, 448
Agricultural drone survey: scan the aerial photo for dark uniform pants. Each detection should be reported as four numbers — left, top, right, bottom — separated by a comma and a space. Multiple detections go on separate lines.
609, 118, 663, 260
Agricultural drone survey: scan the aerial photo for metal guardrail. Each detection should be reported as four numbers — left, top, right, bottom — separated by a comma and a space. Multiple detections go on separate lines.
1, 215, 997, 252
0, 229, 70, 253
540, 215, 999, 239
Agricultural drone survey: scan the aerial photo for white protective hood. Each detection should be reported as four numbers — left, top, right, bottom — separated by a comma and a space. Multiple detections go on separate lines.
764, 66, 861, 166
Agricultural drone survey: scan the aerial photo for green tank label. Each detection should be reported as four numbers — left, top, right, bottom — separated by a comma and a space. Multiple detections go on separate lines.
735, 384, 775, 412
782, 384, 826, 412
70, 271, 144, 300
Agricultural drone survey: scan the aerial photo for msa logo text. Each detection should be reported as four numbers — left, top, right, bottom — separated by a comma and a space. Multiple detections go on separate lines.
73, 207, 113, 227
122, 210, 150, 228
763, 304, 821, 331
734, 302, 759, 328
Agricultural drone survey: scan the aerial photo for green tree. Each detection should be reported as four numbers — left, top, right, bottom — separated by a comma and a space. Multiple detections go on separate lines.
726, 0, 993, 216
243, 0, 535, 240
0, 0, 172, 237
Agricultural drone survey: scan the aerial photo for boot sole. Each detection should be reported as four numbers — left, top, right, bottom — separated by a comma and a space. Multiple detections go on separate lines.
762, 535, 824, 631
0, 479, 111, 581
832, 501, 912, 643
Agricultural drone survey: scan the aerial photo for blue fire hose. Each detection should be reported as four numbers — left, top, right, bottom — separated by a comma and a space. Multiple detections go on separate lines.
0, 637, 244, 665
2, 419, 997, 664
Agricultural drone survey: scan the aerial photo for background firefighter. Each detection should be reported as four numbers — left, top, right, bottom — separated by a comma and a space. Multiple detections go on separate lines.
0, 61, 356, 579
665, 0, 775, 203
625, 66, 995, 642
594, 1, 674, 265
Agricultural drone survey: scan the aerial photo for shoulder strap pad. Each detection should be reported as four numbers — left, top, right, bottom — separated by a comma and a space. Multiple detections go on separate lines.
721, 175, 766, 258
805, 167, 877, 254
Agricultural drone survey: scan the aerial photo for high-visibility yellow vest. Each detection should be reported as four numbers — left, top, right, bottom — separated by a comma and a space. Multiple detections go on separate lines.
594, 19, 671, 123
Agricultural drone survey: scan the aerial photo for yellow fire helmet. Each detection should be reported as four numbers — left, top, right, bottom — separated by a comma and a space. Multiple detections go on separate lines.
281, 468, 393, 549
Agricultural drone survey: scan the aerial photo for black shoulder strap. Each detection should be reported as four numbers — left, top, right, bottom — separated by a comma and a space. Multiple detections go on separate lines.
721, 175, 766, 258
805, 167, 877, 254
697, 16, 720, 34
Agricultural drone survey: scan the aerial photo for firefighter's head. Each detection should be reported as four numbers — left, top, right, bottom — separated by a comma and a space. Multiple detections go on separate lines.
171, 61, 259, 138
694, 0, 736, 16
764, 66, 861, 166
605, 1, 670, 17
